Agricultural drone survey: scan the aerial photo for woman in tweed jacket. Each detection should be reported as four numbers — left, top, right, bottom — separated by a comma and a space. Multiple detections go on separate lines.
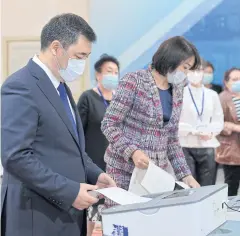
101, 36, 200, 197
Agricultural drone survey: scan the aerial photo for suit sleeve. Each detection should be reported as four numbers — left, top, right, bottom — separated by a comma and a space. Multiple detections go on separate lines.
1, 80, 80, 211
67, 88, 103, 185
101, 73, 139, 162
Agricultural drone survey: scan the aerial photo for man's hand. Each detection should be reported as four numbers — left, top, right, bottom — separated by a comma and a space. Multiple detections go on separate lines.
182, 175, 200, 188
96, 173, 116, 189
72, 183, 99, 210
132, 150, 149, 169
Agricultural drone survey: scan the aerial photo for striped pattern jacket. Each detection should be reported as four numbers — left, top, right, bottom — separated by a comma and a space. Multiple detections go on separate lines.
101, 69, 191, 180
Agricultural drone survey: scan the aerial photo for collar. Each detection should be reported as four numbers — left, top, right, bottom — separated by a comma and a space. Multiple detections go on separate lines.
32, 55, 60, 89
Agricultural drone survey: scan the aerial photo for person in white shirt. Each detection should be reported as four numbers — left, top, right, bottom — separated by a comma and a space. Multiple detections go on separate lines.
179, 63, 224, 186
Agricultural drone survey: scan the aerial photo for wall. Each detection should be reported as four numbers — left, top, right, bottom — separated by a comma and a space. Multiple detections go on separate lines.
90, 0, 240, 86
1, 0, 91, 100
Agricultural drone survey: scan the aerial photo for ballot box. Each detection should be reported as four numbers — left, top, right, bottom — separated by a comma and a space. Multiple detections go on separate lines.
101, 184, 228, 236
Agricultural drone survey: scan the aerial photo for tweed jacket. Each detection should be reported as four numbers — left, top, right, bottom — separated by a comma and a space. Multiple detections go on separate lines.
101, 69, 191, 180
216, 91, 240, 165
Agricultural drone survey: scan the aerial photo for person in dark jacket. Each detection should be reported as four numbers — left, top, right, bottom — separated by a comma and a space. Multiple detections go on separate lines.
77, 54, 120, 235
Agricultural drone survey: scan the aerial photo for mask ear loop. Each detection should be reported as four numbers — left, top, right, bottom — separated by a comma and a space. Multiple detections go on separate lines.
53, 53, 62, 71
53, 43, 70, 71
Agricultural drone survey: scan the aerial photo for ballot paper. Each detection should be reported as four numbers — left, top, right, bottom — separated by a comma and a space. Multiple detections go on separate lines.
141, 161, 176, 193
89, 187, 151, 205
175, 181, 190, 189
129, 161, 189, 196
128, 167, 149, 196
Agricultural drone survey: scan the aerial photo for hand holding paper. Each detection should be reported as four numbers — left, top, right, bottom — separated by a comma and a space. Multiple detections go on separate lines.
89, 187, 151, 205
72, 183, 99, 210
129, 161, 190, 196
132, 150, 149, 169
182, 175, 200, 188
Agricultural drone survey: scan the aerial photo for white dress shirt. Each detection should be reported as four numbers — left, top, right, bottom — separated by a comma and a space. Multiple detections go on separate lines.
32, 55, 76, 122
179, 84, 224, 148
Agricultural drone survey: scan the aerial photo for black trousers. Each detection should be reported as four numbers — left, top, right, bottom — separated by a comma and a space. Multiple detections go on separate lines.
183, 148, 216, 186
223, 165, 240, 196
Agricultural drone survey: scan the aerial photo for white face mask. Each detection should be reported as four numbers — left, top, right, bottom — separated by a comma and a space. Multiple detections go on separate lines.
55, 44, 86, 82
167, 70, 186, 85
187, 71, 203, 85
59, 58, 86, 82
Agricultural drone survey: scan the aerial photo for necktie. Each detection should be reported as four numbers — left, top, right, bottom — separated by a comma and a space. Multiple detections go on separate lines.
57, 83, 78, 138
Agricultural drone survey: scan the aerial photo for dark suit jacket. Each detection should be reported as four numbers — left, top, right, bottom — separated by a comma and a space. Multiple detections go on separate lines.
1, 59, 103, 236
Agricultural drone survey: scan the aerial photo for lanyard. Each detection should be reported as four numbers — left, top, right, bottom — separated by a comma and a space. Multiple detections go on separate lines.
188, 86, 205, 121
97, 87, 110, 108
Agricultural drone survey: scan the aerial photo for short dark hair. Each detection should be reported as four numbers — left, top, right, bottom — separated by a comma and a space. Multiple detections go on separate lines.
151, 36, 201, 76
224, 67, 240, 82
201, 59, 215, 72
94, 54, 120, 73
41, 13, 96, 50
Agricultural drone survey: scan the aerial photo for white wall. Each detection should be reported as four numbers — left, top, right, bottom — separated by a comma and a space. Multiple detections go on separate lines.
1, 0, 91, 100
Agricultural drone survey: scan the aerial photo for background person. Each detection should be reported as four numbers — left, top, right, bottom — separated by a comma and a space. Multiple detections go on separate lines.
179, 64, 224, 186
77, 54, 120, 236
216, 67, 240, 196
202, 60, 223, 94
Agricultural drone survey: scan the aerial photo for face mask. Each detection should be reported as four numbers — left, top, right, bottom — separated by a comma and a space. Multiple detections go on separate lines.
102, 74, 119, 90
55, 44, 86, 82
202, 73, 214, 85
58, 59, 86, 82
187, 71, 203, 85
231, 81, 240, 93
167, 70, 187, 85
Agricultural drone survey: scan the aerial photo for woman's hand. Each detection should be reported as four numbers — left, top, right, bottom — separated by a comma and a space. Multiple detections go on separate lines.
182, 175, 200, 188
132, 150, 149, 169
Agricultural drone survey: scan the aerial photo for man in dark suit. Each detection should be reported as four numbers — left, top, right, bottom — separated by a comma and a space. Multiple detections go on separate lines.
1, 13, 115, 236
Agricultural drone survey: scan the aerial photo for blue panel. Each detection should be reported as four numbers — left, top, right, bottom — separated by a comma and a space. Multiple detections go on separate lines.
89, 0, 240, 87
184, 0, 240, 85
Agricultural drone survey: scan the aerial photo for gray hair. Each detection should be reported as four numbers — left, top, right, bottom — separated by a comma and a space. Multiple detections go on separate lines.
40, 13, 96, 51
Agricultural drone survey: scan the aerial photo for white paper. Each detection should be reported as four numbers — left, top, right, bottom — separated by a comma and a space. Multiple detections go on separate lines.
129, 162, 177, 196
90, 187, 151, 205
175, 181, 190, 189
128, 167, 149, 196
141, 162, 176, 194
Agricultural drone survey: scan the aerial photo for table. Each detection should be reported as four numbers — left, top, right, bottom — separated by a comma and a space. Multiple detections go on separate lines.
209, 221, 240, 235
